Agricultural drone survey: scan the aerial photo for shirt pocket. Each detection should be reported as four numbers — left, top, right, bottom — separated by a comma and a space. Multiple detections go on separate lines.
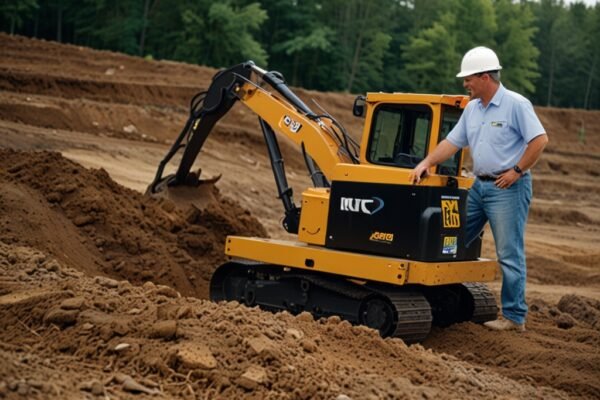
489, 120, 511, 145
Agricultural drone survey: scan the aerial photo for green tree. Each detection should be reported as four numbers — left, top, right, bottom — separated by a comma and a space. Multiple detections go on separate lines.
175, 1, 267, 68
66, 0, 144, 54
0, 0, 38, 34
454, 0, 496, 52
272, 26, 333, 86
582, 5, 600, 109
531, 0, 570, 106
318, 0, 394, 93
493, 0, 539, 96
401, 12, 461, 93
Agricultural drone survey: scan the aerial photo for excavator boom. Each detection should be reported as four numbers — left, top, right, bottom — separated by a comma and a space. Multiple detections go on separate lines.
148, 61, 357, 232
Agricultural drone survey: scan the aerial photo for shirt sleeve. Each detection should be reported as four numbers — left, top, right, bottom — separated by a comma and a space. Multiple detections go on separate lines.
446, 111, 468, 148
515, 100, 546, 143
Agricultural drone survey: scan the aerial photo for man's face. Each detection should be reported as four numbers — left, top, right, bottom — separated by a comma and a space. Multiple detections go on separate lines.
463, 73, 486, 99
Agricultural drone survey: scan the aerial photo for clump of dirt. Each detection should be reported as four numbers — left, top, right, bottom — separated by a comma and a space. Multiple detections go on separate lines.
0, 241, 565, 399
557, 294, 600, 330
0, 149, 267, 299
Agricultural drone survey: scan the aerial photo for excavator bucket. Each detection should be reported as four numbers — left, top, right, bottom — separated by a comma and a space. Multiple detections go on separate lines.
145, 169, 221, 211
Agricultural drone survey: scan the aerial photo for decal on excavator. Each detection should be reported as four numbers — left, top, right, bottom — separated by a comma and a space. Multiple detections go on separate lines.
282, 115, 302, 133
340, 196, 384, 215
369, 231, 394, 244
442, 236, 458, 255
441, 197, 460, 228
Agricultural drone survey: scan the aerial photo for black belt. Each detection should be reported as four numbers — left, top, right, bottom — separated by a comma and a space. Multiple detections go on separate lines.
477, 175, 498, 181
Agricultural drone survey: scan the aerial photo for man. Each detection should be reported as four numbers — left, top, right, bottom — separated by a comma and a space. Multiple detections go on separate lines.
409, 46, 548, 332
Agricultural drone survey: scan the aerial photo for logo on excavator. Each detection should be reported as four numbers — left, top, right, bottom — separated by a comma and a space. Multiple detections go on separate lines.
369, 231, 394, 243
441, 198, 460, 228
283, 115, 302, 133
340, 197, 384, 215
442, 236, 458, 255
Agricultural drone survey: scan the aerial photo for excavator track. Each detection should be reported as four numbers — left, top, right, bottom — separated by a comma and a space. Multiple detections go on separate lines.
463, 283, 498, 323
365, 284, 433, 343
210, 261, 432, 343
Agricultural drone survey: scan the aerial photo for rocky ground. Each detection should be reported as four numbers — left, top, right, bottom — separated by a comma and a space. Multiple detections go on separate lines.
0, 33, 599, 399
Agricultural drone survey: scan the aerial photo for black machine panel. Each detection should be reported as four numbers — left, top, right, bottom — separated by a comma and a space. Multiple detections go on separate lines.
325, 181, 481, 262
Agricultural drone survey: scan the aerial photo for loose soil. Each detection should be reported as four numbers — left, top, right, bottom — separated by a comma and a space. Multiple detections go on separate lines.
0, 33, 599, 399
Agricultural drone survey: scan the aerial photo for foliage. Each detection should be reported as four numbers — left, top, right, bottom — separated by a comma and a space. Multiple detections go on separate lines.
1, 0, 599, 109
0, 0, 38, 35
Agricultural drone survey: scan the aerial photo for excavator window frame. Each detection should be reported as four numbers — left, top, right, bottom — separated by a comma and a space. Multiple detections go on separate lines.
366, 103, 433, 170
436, 104, 464, 176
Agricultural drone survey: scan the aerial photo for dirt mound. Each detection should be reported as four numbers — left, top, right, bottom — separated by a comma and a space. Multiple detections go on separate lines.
526, 255, 600, 287
0, 241, 565, 399
529, 206, 594, 226
0, 149, 266, 298
424, 301, 600, 398
557, 294, 600, 330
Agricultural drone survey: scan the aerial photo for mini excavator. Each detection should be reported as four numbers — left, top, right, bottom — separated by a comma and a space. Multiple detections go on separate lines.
148, 61, 498, 342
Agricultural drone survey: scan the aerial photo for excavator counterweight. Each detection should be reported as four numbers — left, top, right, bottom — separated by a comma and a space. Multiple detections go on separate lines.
148, 61, 498, 342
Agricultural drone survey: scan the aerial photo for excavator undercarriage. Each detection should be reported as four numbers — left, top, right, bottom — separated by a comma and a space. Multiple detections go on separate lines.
210, 261, 497, 343
148, 61, 499, 343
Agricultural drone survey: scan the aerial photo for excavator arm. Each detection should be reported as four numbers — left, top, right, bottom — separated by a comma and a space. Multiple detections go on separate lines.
148, 61, 358, 233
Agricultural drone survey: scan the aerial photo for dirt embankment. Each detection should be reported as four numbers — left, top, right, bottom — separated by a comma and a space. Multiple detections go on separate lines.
0, 149, 266, 299
1, 33, 600, 399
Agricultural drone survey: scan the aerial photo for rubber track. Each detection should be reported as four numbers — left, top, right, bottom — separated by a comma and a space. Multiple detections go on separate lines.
287, 273, 433, 342
463, 283, 498, 323
215, 262, 433, 342
369, 286, 432, 343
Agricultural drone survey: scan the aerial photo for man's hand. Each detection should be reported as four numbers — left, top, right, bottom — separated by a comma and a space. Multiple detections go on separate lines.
407, 139, 460, 184
495, 169, 521, 189
409, 161, 431, 184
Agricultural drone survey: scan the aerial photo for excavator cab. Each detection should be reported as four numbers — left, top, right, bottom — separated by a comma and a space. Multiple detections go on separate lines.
149, 62, 498, 342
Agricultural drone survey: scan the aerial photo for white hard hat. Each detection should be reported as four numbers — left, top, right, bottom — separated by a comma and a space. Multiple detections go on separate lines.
456, 46, 502, 78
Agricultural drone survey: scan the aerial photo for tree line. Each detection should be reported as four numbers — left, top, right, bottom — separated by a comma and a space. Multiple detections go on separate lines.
1, 0, 599, 109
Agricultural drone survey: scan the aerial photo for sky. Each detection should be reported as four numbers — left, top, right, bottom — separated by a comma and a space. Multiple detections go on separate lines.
564, 0, 598, 5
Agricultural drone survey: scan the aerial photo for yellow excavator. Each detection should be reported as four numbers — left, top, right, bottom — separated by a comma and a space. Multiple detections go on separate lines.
148, 61, 498, 342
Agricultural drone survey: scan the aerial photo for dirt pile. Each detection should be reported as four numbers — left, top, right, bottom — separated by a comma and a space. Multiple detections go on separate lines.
557, 294, 600, 329
0, 241, 566, 399
0, 149, 266, 299
424, 299, 600, 398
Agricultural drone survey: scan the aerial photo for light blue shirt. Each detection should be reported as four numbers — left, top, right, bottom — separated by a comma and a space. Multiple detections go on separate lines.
447, 84, 546, 176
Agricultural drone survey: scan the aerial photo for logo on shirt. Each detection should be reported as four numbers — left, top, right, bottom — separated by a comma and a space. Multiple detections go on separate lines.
441, 197, 460, 228
490, 121, 505, 128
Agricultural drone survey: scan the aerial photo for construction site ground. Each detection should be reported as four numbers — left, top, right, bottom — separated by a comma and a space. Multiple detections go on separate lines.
0, 33, 599, 399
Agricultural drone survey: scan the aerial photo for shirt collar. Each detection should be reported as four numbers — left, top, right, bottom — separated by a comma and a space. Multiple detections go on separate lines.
477, 83, 505, 109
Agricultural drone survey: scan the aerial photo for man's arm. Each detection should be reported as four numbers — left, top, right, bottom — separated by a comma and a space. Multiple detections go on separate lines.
409, 139, 460, 184
495, 134, 549, 189
517, 133, 549, 171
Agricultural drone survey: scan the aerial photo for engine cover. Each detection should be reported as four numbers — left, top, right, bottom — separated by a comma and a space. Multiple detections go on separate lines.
325, 181, 481, 262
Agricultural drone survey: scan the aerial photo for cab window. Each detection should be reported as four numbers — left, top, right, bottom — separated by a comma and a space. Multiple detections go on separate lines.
436, 105, 464, 176
368, 104, 432, 169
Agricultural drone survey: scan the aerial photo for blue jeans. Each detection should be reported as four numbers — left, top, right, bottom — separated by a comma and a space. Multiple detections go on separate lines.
466, 174, 532, 324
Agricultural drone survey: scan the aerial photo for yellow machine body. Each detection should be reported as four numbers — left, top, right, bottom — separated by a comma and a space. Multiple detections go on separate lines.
151, 62, 500, 341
